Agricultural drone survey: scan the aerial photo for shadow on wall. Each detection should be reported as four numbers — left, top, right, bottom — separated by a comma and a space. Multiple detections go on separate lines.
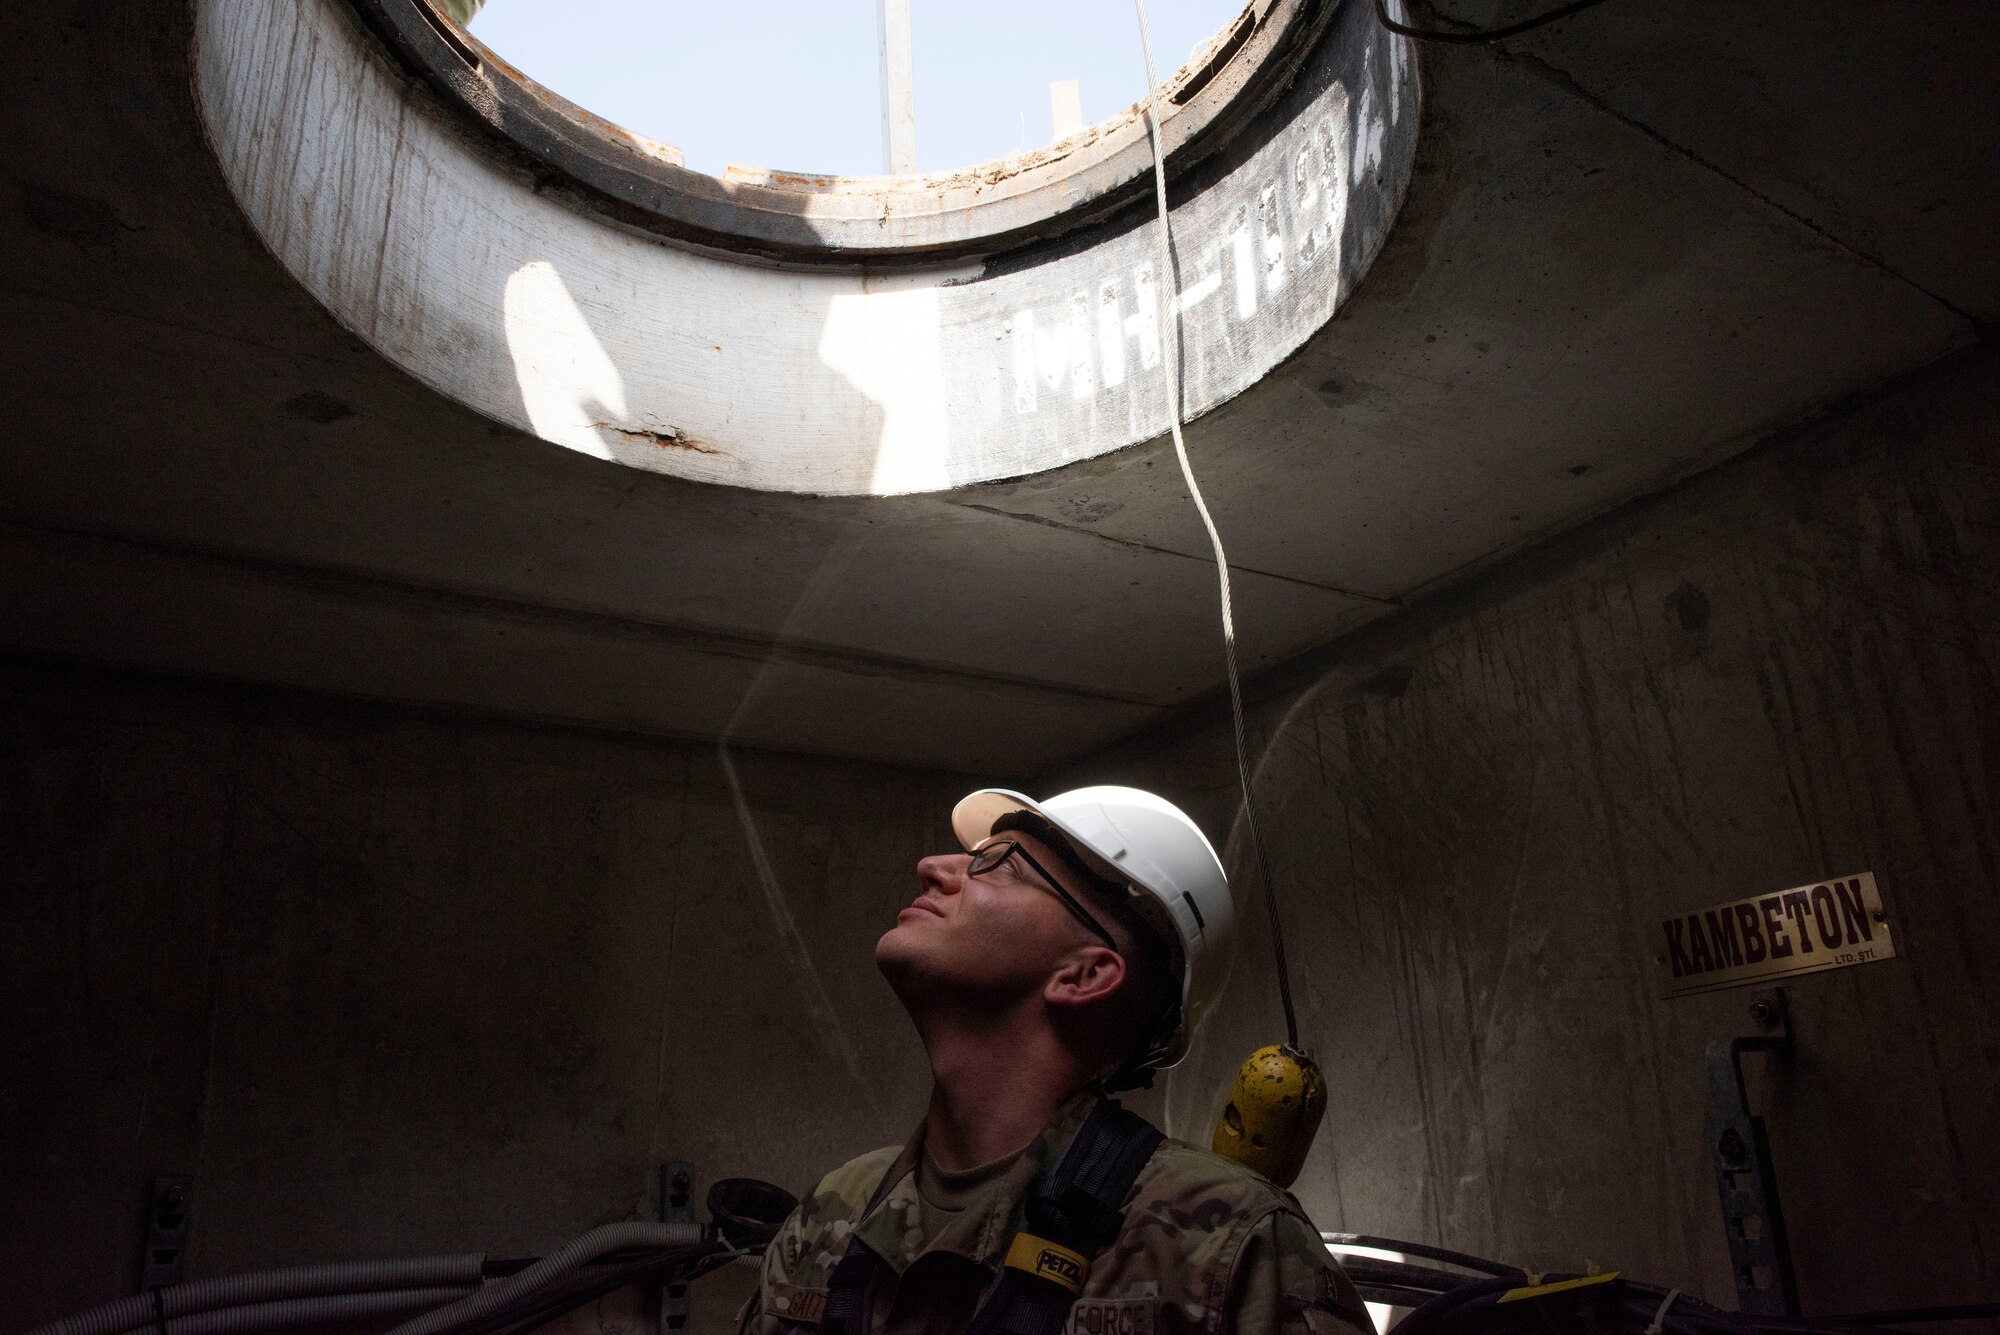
498, 257, 891, 483
497, 257, 917, 1118
0, 661, 949, 1327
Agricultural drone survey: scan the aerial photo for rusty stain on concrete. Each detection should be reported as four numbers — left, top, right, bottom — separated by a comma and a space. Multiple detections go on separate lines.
594, 422, 720, 454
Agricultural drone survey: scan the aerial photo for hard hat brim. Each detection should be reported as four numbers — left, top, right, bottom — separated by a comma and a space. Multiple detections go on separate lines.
951, 788, 1036, 852
954, 789, 1129, 885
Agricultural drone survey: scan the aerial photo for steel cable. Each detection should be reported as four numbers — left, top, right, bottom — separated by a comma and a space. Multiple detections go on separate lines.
1132, 0, 1300, 1053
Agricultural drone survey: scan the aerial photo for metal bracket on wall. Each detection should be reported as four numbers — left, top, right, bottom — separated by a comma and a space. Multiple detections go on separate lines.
654, 1160, 697, 1334
1708, 990, 1799, 1317
139, 1175, 194, 1291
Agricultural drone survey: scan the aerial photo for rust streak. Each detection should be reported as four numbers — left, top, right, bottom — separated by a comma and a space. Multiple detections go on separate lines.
593, 423, 721, 455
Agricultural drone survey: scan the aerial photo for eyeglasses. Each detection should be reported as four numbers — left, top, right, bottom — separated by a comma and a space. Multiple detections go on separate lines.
965, 839, 1119, 952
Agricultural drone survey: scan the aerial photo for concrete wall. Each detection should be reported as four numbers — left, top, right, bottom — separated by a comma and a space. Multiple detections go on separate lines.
1061, 346, 1999, 1313
0, 671, 965, 1329
5, 345, 1993, 1329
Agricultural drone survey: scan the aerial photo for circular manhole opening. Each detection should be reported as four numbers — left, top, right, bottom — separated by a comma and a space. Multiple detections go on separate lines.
349, 0, 1340, 263
453, 0, 1250, 179
198, 0, 1416, 493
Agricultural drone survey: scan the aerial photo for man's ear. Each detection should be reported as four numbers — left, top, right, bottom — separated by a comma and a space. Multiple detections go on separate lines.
1044, 946, 1127, 1009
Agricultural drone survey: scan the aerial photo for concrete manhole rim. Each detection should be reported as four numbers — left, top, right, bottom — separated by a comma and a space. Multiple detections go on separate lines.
346, 0, 1336, 266
193, 0, 1417, 495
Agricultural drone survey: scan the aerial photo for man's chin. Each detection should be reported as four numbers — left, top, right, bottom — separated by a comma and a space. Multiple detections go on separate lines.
877, 919, 955, 983
873, 927, 931, 1006
874, 921, 922, 971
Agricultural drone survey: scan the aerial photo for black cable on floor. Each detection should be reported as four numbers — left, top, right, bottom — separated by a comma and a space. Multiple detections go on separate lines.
1828, 1307, 2000, 1327
1327, 1233, 1529, 1280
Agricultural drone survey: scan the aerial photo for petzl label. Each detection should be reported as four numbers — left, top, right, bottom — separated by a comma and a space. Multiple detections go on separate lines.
1037, 1248, 1084, 1286
1653, 872, 1894, 998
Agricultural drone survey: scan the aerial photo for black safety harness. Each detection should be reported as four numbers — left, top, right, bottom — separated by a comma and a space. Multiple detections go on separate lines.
819, 1101, 1164, 1335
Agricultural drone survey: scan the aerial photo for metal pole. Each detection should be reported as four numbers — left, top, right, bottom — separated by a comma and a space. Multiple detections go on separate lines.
878, 0, 916, 173
1707, 991, 1799, 1317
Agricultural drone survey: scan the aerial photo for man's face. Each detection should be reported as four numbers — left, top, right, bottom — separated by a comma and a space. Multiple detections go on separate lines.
875, 830, 1108, 1006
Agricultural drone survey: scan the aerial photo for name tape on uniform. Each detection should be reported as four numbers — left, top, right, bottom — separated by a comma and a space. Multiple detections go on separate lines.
1653, 872, 1893, 999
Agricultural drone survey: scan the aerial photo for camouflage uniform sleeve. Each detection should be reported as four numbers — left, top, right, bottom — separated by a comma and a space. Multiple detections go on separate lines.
1225, 1209, 1374, 1335
736, 1147, 903, 1335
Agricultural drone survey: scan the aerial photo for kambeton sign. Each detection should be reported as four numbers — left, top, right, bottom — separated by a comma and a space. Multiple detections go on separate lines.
1654, 873, 1894, 999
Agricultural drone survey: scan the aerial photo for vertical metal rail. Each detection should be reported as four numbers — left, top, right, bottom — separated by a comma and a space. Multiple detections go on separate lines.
139, 1176, 194, 1291
1707, 990, 1799, 1317
650, 1161, 698, 1334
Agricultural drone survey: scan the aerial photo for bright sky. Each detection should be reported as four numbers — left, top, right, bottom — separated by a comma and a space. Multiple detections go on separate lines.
468, 1, 1247, 177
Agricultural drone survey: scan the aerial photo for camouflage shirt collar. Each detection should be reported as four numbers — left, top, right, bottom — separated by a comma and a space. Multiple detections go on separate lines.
851, 1085, 1105, 1276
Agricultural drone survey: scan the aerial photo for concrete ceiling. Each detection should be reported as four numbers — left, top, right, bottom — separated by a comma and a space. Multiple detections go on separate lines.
1, 0, 1990, 776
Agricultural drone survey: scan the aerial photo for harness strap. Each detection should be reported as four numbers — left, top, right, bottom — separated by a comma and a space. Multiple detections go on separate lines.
820, 1242, 880, 1335
1028, 1101, 1163, 1250
820, 1102, 1162, 1335
966, 1102, 1162, 1335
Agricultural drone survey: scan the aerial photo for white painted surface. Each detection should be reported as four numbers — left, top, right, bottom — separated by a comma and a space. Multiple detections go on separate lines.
191, 0, 1416, 495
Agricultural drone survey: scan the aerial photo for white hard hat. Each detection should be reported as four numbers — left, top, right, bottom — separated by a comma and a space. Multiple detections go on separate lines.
952, 785, 1237, 1070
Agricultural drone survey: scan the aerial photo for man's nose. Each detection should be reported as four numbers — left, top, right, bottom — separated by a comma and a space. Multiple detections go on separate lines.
916, 852, 967, 895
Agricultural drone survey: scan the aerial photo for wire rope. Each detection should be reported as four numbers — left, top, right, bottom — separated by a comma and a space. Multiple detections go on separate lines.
1131, 0, 1298, 1051
1372, 0, 1619, 45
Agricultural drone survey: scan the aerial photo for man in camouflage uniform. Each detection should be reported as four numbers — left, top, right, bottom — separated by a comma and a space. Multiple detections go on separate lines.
741, 787, 1369, 1335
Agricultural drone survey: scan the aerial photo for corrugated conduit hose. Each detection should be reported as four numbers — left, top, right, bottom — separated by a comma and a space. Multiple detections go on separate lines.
121, 1290, 476, 1335
25, 1221, 703, 1335
23, 1255, 484, 1335
381, 1221, 703, 1335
